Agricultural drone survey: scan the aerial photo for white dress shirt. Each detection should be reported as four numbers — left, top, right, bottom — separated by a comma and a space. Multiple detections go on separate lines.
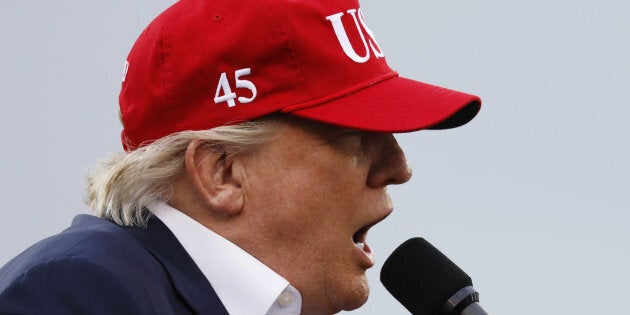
147, 202, 302, 315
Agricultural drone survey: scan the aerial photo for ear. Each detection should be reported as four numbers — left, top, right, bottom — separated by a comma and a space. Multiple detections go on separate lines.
184, 139, 244, 215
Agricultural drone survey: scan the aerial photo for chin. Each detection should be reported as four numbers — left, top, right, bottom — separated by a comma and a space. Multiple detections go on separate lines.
329, 274, 370, 312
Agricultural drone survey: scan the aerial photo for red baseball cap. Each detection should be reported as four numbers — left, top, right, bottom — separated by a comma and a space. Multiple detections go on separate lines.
119, 0, 481, 151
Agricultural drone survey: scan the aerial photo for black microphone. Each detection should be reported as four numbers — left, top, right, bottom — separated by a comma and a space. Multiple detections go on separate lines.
380, 237, 489, 315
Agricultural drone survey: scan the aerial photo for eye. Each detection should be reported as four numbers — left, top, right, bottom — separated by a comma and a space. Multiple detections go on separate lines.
330, 131, 364, 153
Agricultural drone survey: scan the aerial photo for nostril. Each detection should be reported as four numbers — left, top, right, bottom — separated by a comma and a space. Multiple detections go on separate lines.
383, 167, 411, 186
367, 159, 411, 187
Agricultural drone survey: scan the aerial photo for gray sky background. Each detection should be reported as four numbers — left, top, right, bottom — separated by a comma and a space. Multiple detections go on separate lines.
1, 1, 628, 314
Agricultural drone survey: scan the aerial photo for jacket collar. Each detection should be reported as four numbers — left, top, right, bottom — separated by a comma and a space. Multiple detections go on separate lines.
125, 216, 229, 314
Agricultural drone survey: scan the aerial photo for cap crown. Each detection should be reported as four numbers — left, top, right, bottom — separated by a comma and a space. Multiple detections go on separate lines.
120, 0, 395, 150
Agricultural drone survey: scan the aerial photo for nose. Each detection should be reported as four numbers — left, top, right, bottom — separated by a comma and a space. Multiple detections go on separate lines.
366, 134, 412, 188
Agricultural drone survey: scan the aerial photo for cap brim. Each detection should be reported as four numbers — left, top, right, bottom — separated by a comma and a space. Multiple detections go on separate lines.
287, 76, 481, 132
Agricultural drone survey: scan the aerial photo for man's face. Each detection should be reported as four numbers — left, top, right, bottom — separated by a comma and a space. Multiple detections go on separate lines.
234, 117, 412, 314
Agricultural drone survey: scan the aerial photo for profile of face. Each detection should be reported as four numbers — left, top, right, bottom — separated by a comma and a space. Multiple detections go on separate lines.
232, 117, 413, 314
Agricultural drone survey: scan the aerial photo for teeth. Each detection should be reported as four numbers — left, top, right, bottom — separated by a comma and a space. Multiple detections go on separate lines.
355, 242, 365, 251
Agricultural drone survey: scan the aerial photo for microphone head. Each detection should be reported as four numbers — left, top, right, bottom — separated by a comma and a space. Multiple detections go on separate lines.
380, 238, 472, 315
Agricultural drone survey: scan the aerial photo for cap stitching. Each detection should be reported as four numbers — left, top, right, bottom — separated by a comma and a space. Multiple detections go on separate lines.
260, 0, 311, 100
159, 2, 182, 134
282, 71, 398, 113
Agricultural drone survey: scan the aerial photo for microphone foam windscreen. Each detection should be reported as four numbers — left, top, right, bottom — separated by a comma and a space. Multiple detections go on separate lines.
380, 238, 472, 315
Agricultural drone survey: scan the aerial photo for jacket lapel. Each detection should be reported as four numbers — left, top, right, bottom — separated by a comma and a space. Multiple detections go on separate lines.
126, 217, 229, 315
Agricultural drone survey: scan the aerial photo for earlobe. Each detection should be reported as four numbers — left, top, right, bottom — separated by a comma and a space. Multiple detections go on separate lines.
184, 140, 244, 215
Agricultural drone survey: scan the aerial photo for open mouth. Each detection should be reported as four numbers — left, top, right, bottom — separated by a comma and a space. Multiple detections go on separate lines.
353, 224, 374, 265
353, 225, 370, 248
352, 212, 390, 264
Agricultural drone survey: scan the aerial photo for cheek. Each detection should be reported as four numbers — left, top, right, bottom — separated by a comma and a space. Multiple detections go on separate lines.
243, 169, 333, 245
246, 169, 372, 310
256, 162, 355, 214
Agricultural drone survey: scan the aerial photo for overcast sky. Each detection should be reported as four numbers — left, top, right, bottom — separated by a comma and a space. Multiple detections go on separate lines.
1, 1, 628, 314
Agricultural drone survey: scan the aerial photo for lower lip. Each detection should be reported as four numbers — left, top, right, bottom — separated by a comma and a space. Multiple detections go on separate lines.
354, 242, 375, 268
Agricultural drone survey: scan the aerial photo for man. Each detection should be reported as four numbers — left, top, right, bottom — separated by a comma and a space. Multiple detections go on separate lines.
0, 0, 480, 314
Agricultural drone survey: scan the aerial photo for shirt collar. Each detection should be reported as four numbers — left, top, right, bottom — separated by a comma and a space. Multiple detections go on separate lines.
147, 201, 302, 315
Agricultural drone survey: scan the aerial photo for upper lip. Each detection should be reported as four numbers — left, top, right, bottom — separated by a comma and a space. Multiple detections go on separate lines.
352, 209, 392, 244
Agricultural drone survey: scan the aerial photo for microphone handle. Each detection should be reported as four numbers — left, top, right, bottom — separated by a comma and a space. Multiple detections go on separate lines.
445, 286, 489, 315
461, 302, 489, 315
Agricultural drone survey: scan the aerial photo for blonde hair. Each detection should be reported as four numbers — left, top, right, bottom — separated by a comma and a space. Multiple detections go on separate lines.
85, 118, 281, 227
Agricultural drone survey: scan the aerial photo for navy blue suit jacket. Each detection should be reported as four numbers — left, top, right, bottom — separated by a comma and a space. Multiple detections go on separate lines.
0, 215, 229, 314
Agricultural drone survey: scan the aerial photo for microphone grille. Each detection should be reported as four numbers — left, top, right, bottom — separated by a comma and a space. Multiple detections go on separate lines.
380, 238, 472, 315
